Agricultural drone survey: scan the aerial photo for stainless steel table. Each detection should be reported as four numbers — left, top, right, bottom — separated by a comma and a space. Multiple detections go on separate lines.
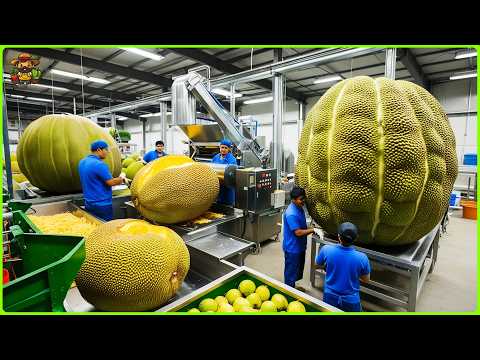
310, 224, 440, 312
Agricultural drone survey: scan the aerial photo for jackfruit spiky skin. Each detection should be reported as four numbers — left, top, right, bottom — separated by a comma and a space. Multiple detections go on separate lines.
76, 219, 190, 311
130, 155, 220, 224
296, 76, 457, 246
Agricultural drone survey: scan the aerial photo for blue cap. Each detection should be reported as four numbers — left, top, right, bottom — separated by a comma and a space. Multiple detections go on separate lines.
220, 139, 233, 147
91, 140, 109, 151
337, 222, 358, 243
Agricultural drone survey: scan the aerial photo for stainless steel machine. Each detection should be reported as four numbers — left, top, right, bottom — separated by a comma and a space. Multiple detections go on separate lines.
170, 71, 286, 247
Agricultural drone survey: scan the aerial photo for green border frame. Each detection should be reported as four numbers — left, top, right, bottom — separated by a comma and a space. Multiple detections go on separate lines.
1, 44, 478, 315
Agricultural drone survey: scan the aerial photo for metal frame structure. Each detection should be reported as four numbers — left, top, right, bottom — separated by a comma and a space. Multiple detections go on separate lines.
310, 224, 441, 312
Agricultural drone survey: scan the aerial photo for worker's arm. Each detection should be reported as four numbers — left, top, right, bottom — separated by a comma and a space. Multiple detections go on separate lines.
359, 255, 371, 283
315, 246, 327, 269
105, 177, 124, 187
359, 274, 370, 283
294, 228, 315, 237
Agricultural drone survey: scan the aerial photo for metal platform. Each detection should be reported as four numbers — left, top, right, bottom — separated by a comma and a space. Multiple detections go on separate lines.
310, 224, 441, 312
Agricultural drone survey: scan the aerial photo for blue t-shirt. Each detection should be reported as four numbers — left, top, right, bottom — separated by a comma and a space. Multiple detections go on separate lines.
143, 150, 167, 163
212, 152, 237, 205
78, 154, 113, 206
282, 203, 308, 254
316, 244, 371, 300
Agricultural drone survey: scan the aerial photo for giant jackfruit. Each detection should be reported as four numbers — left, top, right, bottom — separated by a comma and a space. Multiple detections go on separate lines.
131, 155, 219, 224
76, 219, 190, 311
296, 76, 457, 246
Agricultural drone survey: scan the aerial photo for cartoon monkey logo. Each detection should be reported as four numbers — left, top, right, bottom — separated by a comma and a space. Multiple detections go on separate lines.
10, 53, 42, 84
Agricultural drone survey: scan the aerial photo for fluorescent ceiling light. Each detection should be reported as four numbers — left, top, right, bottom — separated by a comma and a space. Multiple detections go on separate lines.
313, 75, 343, 84
449, 72, 477, 80
140, 111, 172, 117
455, 50, 477, 60
50, 69, 110, 84
243, 96, 273, 105
26, 97, 53, 102
212, 88, 243, 98
120, 48, 164, 61
31, 83, 69, 91
8, 94, 25, 99
116, 116, 128, 121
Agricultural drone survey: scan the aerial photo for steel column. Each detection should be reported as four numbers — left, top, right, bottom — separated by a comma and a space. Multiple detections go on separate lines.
160, 101, 168, 146
385, 48, 397, 79
3, 96, 14, 197
273, 49, 284, 182
141, 119, 147, 153
298, 101, 305, 141
230, 83, 236, 117
111, 113, 116, 130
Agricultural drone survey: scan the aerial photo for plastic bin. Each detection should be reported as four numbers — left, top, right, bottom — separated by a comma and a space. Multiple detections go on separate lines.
2, 226, 85, 312
463, 153, 477, 165
461, 200, 477, 220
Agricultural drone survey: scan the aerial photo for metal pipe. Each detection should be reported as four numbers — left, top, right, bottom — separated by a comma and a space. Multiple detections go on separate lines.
83, 48, 383, 118
73, 97, 76, 115
384, 48, 397, 79
3, 96, 14, 198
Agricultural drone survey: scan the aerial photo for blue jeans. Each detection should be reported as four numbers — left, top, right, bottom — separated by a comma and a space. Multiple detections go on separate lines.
284, 251, 305, 288
85, 202, 113, 222
323, 292, 362, 312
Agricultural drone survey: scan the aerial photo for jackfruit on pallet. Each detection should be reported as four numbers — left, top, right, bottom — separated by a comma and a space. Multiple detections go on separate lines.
296, 76, 457, 246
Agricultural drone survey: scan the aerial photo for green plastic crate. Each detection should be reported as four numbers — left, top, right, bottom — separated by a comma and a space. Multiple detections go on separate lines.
3, 227, 85, 312
177, 273, 319, 313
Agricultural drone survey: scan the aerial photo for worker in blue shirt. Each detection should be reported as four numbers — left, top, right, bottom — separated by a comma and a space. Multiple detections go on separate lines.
78, 140, 126, 221
211, 139, 237, 206
283, 186, 316, 290
315, 222, 371, 312
143, 140, 168, 163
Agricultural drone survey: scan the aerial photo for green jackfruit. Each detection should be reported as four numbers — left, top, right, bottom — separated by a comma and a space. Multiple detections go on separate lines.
296, 76, 457, 246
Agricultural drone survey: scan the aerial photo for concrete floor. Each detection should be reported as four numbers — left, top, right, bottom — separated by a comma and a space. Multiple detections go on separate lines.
244, 211, 477, 312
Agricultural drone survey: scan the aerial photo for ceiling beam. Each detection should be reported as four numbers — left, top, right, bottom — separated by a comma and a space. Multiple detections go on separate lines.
34, 77, 139, 102
16, 48, 173, 88
6, 88, 121, 109
6, 98, 144, 121
171, 48, 306, 102
397, 49, 430, 89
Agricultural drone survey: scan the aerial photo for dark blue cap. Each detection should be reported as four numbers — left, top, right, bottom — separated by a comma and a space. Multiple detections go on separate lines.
337, 222, 358, 243
91, 140, 109, 151
220, 139, 233, 147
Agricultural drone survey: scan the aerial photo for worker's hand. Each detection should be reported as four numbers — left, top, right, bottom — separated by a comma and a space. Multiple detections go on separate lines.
313, 227, 324, 241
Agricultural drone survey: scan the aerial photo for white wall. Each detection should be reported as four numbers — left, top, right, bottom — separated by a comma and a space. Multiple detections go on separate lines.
431, 79, 477, 164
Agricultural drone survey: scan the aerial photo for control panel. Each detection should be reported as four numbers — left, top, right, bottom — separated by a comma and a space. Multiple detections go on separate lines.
235, 168, 277, 213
